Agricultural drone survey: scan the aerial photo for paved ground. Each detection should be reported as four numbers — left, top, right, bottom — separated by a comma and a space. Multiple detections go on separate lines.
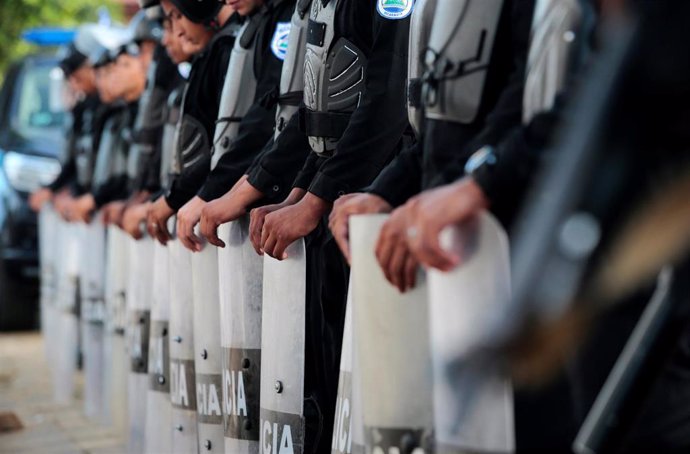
0, 332, 126, 453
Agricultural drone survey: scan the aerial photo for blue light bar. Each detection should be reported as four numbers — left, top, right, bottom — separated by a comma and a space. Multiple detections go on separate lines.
21, 28, 76, 46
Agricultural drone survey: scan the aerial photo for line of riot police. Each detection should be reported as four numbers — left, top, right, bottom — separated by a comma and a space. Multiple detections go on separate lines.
30, 0, 690, 452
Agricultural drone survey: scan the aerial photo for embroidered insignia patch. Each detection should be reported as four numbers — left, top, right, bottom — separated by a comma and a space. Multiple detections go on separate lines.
377, 0, 415, 20
271, 22, 291, 61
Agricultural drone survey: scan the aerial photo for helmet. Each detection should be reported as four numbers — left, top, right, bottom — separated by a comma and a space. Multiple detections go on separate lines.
127, 10, 164, 43
138, 0, 160, 8
169, 0, 222, 25
58, 43, 88, 76
78, 24, 130, 66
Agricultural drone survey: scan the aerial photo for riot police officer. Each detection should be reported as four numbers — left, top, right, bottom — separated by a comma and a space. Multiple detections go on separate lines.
146, 0, 240, 241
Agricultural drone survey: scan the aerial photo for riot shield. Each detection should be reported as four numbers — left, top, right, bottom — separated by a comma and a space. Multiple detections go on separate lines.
260, 238, 307, 453
191, 230, 224, 453
427, 213, 514, 454
127, 236, 154, 454
38, 205, 58, 363
53, 218, 80, 404
217, 218, 263, 453
349, 214, 433, 453
145, 239, 173, 454
168, 232, 200, 453
103, 225, 130, 437
78, 215, 107, 422
331, 287, 365, 454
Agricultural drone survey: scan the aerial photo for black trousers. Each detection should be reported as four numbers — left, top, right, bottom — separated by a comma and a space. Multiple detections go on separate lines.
303, 219, 350, 453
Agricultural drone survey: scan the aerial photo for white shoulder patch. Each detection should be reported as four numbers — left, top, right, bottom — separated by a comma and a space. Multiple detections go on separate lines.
377, 0, 415, 20
271, 22, 292, 61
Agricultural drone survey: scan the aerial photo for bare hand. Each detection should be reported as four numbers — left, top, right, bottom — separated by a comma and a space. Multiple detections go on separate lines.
328, 193, 392, 264
122, 202, 150, 240
374, 206, 419, 293
261, 193, 330, 260
102, 201, 126, 226
72, 194, 96, 223
404, 177, 489, 271
53, 191, 74, 221
176, 196, 206, 252
29, 188, 53, 212
146, 196, 175, 245
248, 188, 305, 255
200, 179, 263, 248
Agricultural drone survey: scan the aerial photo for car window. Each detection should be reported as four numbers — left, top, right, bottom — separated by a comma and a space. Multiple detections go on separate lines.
11, 59, 66, 141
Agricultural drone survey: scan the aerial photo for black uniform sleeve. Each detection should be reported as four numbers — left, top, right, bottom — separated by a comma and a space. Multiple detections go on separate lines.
306, 13, 410, 202
47, 156, 76, 191
164, 154, 212, 210
472, 110, 559, 204
293, 152, 326, 190
365, 141, 423, 207
246, 113, 311, 200
93, 175, 130, 208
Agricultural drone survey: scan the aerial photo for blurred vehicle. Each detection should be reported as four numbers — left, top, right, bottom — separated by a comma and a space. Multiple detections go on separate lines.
0, 52, 66, 329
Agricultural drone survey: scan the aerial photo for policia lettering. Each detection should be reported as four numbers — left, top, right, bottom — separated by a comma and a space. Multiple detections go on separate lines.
423, 0, 503, 124
301, 0, 366, 155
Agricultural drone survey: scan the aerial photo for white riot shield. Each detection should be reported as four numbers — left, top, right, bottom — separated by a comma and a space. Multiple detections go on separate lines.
260, 239, 307, 453
145, 239, 173, 454
104, 225, 130, 438
192, 231, 224, 453
53, 218, 80, 404
168, 234, 200, 453
331, 287, 365, 454
217, 218, 263, 453
38, 205, 58, 361
127, 236, 154, 454
350, 215, 433, 453
427, 213, 514, 454
78, 216, 107, 422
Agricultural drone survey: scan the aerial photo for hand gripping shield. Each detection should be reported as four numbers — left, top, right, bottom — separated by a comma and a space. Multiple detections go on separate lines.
350, 215, 433, 453
427, 213, 514, 453
331, 286, 365, 454
217, 217, 263, 453
192, 231, 225, 454
260, 239, 308, 453
145, 239, 173, 454
127, 236, 154, 454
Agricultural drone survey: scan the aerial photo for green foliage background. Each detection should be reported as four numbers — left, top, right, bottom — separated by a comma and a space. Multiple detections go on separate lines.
0, 0, 121, 81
